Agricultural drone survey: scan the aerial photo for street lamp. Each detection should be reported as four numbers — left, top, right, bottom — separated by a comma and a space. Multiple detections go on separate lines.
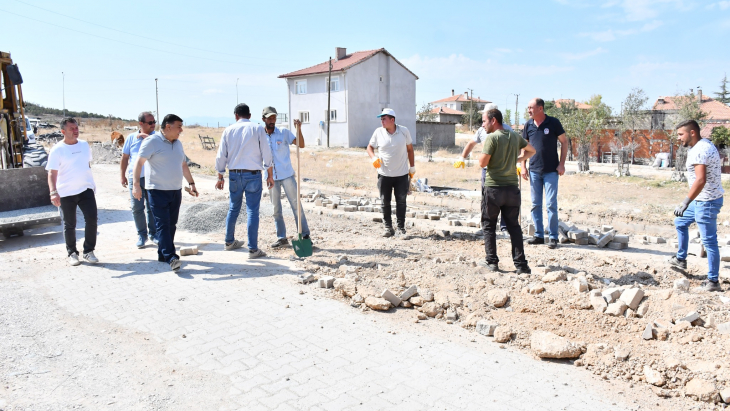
236, 78, 239, 105
155, 78, 159, 131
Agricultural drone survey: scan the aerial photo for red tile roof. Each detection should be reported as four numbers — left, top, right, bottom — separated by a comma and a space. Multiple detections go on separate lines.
653, 95, 730, 121
278, 48, 418, 79
430, 107, 465, 115
701, 123, 730, 139
432, 94, 491, 104
554, 99, 592, 110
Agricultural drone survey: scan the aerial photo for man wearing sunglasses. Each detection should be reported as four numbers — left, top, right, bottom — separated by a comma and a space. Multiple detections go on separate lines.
121, 111, 159, 248
367, 108, 415, 237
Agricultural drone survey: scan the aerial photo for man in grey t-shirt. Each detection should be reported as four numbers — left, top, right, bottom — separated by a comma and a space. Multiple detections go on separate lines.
669, 119, 725, 291
133, 114, 198, 273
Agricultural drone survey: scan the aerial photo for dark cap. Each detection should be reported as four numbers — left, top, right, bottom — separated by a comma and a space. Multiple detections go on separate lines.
234, 103, 250, 117
262, 106, 278, 118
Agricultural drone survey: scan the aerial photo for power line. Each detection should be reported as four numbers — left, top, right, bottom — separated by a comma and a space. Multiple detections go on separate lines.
10, 0, 306, 63
0, 8, 291, 69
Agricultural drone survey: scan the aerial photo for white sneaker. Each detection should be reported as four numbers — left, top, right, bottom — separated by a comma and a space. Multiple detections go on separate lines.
83, 251, 99, 264
67, 253, 81, 266
248, 249, 266, 259
170, 258, 182, 272
225, 240, 244, 251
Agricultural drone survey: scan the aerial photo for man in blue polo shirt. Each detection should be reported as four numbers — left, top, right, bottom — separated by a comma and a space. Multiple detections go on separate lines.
520, 98, 568, 250
120, 111, 158, 248
261, 106, 310, 248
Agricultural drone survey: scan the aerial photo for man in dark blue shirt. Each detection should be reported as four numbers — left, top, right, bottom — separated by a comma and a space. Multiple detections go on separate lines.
520, 98, 568, 249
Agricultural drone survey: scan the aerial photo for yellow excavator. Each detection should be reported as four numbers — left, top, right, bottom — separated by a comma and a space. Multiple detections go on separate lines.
1, 51, 60, 238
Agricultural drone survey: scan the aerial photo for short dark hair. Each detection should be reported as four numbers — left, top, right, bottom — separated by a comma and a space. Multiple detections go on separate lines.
676, 119, 701, 136
161, 114, 183, 130
486, 109, 503, 125
138, 111, 153, 122
234, 104, 251, 117
535, 98, 545, 108
60, 117, 77, 129
380, 115, 394, 121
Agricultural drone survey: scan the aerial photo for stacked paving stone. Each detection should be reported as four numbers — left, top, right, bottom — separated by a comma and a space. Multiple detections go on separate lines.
305, 191, 459, 222
527, 221, 633, 250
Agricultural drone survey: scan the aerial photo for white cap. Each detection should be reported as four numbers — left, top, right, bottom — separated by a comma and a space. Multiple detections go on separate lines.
377, 108, 396, 118
484, 103, 499, 111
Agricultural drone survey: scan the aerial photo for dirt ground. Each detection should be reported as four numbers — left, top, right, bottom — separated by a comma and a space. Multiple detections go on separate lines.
33, 124, 730, 409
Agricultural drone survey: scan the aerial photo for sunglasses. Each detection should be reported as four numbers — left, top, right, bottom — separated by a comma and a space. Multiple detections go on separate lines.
143, 121, 156, 125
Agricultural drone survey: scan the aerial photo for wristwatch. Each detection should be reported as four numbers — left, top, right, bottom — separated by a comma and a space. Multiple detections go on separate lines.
49, 190, 58, 196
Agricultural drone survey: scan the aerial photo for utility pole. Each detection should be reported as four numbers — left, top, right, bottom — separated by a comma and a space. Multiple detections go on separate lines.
62, 72, 65, 117
155, 78, 159, 131
326, 57, 332, 148
514, 94, 520, 128
466, 88, 474, 131
236, 78, 239, 105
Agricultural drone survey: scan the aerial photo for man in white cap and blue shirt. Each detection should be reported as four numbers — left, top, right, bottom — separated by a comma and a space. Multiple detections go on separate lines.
367, 108, 415, 237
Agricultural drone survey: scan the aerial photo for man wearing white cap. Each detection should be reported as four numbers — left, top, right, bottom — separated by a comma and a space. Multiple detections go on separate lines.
367, 108, 415, 237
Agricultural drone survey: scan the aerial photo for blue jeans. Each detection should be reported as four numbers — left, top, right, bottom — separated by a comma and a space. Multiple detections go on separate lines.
271, 175, 310, 239
147, 189, 182, 263
675, 197, 724, 282
529, 171, 559, 240
225, 171, 262, 250
129, 177, 156, 239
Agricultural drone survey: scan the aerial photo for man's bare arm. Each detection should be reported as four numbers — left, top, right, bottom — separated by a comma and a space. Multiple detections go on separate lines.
461, 140, 479, 159
478, 153, 491, 168
120, 154, 130, 187
406, 144, 415, 167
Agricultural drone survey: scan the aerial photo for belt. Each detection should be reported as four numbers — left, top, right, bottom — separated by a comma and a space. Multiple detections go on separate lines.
229, 169, 260, 174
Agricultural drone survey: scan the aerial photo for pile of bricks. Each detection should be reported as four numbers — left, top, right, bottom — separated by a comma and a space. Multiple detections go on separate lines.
525, 221, 631, 250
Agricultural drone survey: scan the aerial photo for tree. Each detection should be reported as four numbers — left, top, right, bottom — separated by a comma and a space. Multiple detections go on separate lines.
416, 102, 436, 122
666, 90, 708, 181
461, 105, 481, 131
714, 73, 730, 104
504, 109, 512, 127
550, 96, 612, 171
711, 126, 730, 147
617, 88, 649, 170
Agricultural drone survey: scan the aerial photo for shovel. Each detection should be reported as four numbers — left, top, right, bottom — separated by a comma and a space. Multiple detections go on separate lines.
291, 123, 312, 257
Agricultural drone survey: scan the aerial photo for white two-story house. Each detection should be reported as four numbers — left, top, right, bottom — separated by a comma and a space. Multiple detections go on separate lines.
279, 47, 418, 147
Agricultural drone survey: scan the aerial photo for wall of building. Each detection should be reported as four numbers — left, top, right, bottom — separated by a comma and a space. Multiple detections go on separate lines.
415, 121, 455, 147
434, 113, 462, 124
346, 53, 417, 147
286, 73, 348, 147
566, 129, 678, 164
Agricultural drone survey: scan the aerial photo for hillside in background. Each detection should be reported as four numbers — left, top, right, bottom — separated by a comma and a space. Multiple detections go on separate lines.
24, 101, 126, 120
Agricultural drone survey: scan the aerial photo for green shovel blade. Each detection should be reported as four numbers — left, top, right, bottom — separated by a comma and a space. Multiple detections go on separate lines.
292, 234, 312, 258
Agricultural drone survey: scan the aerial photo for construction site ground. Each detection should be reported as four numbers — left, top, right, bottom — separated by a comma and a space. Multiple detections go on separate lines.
7, 128, 730, 409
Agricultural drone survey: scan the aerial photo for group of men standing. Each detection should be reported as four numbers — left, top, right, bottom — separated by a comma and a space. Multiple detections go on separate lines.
44, 100, 726, 292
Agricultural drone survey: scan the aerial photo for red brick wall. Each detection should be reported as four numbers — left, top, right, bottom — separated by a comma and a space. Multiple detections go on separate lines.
569, 129, 678, 163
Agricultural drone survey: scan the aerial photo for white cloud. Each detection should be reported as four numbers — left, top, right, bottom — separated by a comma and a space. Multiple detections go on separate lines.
619, 0, 691, 22
561, 47, 607, 61
495, 48, 512, 53
705, 1, 730, 9
580, 19, 662, 41
202, 88, 223, 95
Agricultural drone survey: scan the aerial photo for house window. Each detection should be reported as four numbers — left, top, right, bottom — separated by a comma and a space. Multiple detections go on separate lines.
324, 109, 337, 122
326, 76, 340, 92
379, 76, 383, 82
299, 111, 310, 123
295, 80, 307, 95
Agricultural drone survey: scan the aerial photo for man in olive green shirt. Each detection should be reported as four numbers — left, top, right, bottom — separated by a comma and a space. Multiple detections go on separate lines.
477, 108, 536, 273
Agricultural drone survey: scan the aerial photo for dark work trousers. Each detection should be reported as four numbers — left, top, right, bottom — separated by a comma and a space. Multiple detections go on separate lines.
377, 174, 409, 230
481, 168, 507, 231
59, 188, 98, 256
481, 185, 528, 269
147, 189, 182, 263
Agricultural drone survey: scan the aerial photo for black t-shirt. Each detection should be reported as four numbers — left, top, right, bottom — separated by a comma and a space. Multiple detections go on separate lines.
522, 115, 565, 173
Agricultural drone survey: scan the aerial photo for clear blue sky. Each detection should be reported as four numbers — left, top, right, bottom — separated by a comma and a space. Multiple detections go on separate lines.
2, 0, 728, 125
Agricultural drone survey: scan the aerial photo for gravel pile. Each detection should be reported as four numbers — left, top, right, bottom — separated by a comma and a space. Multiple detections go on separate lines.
0, 205, 59, 224
91, 145, 121, 164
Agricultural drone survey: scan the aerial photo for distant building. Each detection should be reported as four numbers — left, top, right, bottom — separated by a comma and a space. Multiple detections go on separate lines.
278, 47, 418, 148
429, 106, 465, 124
554, 99, 592, 110
651, 92, 730, 130
431, 90, 490, 112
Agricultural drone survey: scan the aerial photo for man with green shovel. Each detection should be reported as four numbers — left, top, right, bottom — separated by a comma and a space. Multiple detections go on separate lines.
261, 106, 311, 250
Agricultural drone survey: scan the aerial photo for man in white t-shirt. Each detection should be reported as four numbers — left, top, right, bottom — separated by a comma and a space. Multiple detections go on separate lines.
367, 108, 415, 237
46, 117, 98, 266
669, 119, 725, 292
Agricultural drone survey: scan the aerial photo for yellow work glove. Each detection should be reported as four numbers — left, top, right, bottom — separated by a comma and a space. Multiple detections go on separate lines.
372, 157, 382, 168
453, 157, 466, 169
516, 165, 521, 175
409, 167, 416, 178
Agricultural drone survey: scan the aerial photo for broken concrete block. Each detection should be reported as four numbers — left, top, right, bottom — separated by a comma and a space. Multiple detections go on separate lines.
574, 238, 590, 245
605, 301, 628, 316
542, 271, 567, 283
558, 231, 570, 244
428, 214, 441, 220
326, 203, 338, 209
179, 245, 198, 256
421, 302, 443, 317
486, 289, 509, 307
644, 366, 666, 386
381, 289, 402, 307
597, 230, 616, 247
445, 309, 458, 321
400, 285, 418, 301
619, 288, 645, 310
637, 302, 649, 317
679, 311, 700, 323
493, 326, 512, 343
334, 279, 357, 297
318, 276, 335, 288
642, 323, 655, 340
607, 241, 628, 250
298, 273, 315, 284
614, 347, 631, 361
315, 198, 323, 206
602, 225, 614, 232
528, 284, 545, 294
590, 294, 608, 313
717, 322, 730, 335
601, 288, 622, 304
476, 320, 498, 336
528, 223, 535, 236
648, 236, 666, 244
685, 378, 717, 403
409, 296, 424, 306
689, 243, 706, 257
530, 331, 582, 359
418, 287, 434, 302
587, 234, 599, 245
612, 235, 630, 244
532, 266, 552, 275
674, 278, 690, 291
365, 297, 391, 311
573, 277, 589, 292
